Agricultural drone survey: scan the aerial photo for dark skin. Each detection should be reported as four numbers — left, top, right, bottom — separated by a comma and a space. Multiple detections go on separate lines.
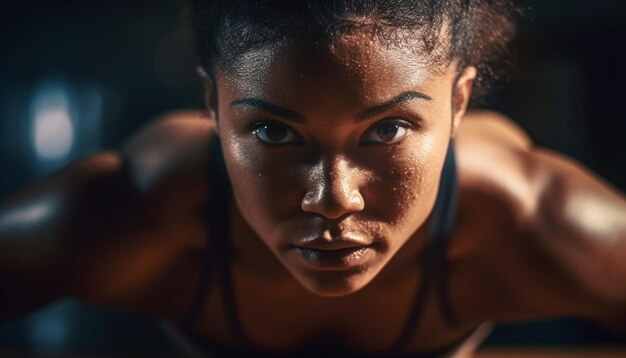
1, 31, 625, 356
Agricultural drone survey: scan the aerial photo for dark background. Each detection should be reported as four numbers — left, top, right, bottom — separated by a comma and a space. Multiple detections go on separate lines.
1, 0, 625, 356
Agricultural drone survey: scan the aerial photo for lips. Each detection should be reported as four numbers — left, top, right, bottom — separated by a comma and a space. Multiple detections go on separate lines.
294, 238, 372, 251
291, 236, 376, 270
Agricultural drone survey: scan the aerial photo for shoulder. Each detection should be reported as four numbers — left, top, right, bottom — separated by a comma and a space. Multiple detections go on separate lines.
78, 111, 219, 316
457, 109, 533, 151
0, 110, 219, 319
61, 110, 217, 236
122, 110, 217, 194
124, 110, 216, 149
455, 110, 536, 223
455, 110, 626, 326
121, 110, 220, 227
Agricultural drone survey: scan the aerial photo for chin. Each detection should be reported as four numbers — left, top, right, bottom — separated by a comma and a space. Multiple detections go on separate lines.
292, 267, 378, 298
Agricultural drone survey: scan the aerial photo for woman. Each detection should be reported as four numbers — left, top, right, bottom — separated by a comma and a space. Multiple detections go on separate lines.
1, 0, 625, 357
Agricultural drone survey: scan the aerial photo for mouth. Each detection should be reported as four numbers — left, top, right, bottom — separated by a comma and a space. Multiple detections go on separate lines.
292, 244, 377, 270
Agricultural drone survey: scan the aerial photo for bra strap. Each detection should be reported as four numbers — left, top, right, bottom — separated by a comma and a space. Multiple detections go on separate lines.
389, 140, 459, 352
180, 137, 228, 328
209, 138, 253, 347
430, 140, 459, 327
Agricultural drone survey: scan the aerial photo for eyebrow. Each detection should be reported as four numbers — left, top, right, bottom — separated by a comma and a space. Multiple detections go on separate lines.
230, 98, 305, 123
357, 91, 431, 121
230, 90, 431, 124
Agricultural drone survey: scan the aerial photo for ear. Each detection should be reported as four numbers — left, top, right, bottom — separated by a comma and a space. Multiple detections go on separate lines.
197, 66, 218, 128
451, 65, 476, 138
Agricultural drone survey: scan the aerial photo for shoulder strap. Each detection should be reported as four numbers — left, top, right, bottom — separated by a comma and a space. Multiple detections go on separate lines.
390, 140, 459, 351
208, 138, 252, 347
428, 140, 459, 327
180, 137, 229, 328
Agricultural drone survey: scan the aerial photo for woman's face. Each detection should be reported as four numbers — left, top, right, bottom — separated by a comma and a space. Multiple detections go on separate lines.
214, 33, 473, 297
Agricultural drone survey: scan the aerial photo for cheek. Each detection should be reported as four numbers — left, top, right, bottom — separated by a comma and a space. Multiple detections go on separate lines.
366, 136, 444, 229
221, 135, 303, 236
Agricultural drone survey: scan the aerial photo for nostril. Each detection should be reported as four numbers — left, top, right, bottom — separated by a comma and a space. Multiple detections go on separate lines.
300, 155, 365, 218
301, 185, 364, 219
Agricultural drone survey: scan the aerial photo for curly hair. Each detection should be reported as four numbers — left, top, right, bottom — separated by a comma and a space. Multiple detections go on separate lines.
190, 0, 520, 104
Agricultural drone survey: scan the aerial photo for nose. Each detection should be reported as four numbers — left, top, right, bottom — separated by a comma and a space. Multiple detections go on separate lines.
301, 155, 365, 219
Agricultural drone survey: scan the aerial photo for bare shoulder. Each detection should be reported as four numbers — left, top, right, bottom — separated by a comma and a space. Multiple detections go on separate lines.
0, 110, 219, 320
124, 109, 215, 150
458, 109, 533, 151
455, 110, 536, 222
118, 109, 220, 250
78, 110, 218, 317
454, 110, 626, 328
122, 110, 217, 196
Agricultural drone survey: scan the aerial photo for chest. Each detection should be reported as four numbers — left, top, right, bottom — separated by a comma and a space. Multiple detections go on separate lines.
181, 250, 491, 356
158, 185, 535, 354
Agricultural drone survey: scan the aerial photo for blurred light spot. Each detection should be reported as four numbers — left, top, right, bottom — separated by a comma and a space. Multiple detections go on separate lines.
0, 201, 51, 228
31, 315, 68, 347
34, 109, 74, 160
30, 81, 75, 161
27, 301, 74, 351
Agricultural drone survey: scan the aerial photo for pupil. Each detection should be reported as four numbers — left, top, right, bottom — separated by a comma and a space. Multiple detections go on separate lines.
266, 124, 287, 142
377, 123, 398, 142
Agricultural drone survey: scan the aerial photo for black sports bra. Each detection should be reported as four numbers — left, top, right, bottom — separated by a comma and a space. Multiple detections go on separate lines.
162, 138, 487, 357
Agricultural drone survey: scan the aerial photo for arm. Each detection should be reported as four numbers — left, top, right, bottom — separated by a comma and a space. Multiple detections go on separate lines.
524, 147, 626, 334
457, 111, 625, 332
0, 152, 147, 321
0, 111, 215, 322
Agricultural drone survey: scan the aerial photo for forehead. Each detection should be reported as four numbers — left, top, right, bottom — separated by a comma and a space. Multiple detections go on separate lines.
216, 34, 456, 115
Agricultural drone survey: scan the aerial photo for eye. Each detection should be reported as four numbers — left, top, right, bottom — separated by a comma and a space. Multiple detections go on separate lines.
251, 121, 300, 145
362, 119, 411, 144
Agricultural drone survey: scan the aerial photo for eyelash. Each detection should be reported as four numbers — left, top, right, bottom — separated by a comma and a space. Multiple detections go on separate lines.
247, 118, 418, 146
248, 120, 303, 146
363, 119, 415, 146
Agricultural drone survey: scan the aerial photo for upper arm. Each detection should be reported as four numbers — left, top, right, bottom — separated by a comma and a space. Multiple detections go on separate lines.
0, 151, 139, 270
0, 111, 216, 320
0, 151, 146, 319
457, 111, 626, 331
525, 148, 626, 331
